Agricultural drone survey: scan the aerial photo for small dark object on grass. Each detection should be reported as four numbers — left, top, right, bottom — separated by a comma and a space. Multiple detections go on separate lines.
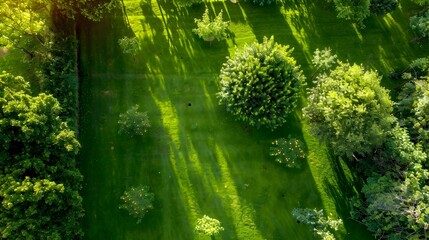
188, 103, 192, 106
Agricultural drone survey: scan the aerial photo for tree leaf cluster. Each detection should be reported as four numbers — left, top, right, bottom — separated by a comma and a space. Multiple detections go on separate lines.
118, 105, 151, 136
352, 125, 429, 239
195, 215, 224, 237
292, 208, 343, 240
193, 9, 229, 42
304, 62, 395, 157
0, 71, 83, 239
410, 10, 429, 39
218, 36, 305, 130
369, 0, 398, 15
119, 185, 154, 224
270, 136, 306, 168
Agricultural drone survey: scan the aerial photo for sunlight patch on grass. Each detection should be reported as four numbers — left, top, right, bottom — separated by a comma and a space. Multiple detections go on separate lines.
214, 144, 265, 239
281, 7, 312, 63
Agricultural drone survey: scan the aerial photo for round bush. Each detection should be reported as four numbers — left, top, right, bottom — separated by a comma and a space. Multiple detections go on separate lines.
217, 36, 305, 130
270, 137, 306, 168
118, 105, 150, 136
119, 185, 154, 224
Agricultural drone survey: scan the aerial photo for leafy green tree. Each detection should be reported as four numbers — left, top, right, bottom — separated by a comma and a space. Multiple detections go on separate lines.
195, 215, 224, 239
52, 0, 118, 20
329, 0, 371, 27
352, 126, 429, 239
410, 10, 429, 39
118, 36, 139, 55
193, 9, 229, 43
218, 36, 305, 130
0, 0, 51, 58
292, 208, 343, 240
396, 80, 429, 154
303, 62, 395, 157
0, 71, 83, 239
118, 105, 150, 136
270, 137, 306, 168
369, 0, 398, 15
119, 185, 154, 224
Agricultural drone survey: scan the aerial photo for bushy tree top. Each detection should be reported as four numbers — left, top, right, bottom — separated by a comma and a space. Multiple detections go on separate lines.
0, 71, 83, 239
118, 105, 150, 136
218, 36, 305, 130
410, 10, 429, 38
119, 185, 154, 224
193, 8, 229, 42
303, 62, 395, 157
195, 215, 224, 237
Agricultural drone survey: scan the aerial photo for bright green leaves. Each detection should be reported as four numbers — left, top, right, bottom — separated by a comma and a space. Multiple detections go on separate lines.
195, 215, 224, 237
218, 36, 305, 130
304, 62, 394, 157
0, 72, 83, 239
193, 8, 229, 42
0, 0, 50, 58
292, 208, 343, 240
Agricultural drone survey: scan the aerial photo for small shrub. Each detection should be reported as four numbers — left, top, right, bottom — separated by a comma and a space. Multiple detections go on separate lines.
118, 105, 150, 136
193, 9, 229, 43
410, 11, 429, 39
292, 208, 343, 240
270, 137, 305, 168
369, 0, 398, 15
195, 215, 224, 238
119, 185, 154, 224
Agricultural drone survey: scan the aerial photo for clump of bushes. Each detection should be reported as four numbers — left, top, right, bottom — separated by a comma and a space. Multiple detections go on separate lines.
119, 185, 154, 224
410, 10, 429, 39
270, 136, 306, 168
118, 105, 150, 136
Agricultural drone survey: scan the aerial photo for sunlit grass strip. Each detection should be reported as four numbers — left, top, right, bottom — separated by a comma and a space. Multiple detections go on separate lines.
214, 144, 265, 239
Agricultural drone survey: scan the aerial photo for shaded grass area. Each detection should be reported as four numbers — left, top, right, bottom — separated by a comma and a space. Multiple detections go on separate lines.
77, 0, 428, 239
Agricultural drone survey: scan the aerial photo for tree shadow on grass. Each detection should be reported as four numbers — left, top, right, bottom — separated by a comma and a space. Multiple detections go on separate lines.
323, 149, 373, 239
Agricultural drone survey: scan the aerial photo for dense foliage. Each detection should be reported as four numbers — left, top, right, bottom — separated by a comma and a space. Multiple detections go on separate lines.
329, 0, 370, 27
119, 185, 154, 224
410, 10, 429, 39
292, 208, 343, 240
303, 62, 395, 157
270, 137, 306, 168
193, 9, 229, 42
397, 80, 429, 153
0, 0, 51, 59
218, 36, 305, 130
118, 105, 151, 136
0, 72, 83, 239
195, 215, 224, 238
351, 125, 429, 239
369, 0, 398, 15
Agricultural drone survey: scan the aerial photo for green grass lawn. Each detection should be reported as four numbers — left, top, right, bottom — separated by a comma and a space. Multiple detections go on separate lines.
77, 0, 428, 239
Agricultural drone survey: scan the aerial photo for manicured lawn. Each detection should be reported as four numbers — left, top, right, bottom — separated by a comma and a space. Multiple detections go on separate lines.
77, 0, 428, 239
